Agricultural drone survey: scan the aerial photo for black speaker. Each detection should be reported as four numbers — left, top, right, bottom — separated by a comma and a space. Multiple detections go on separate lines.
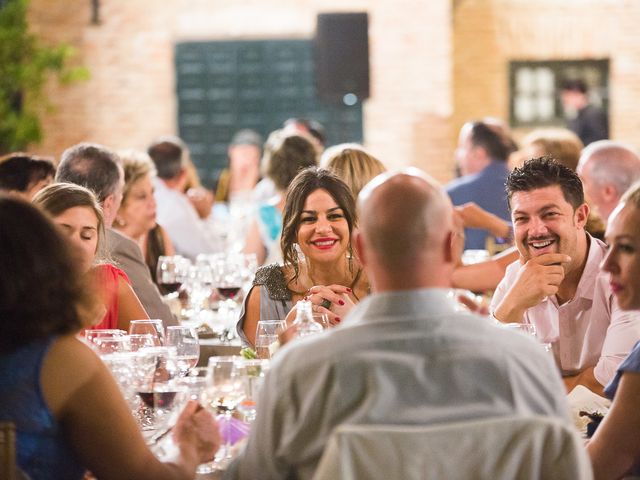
315, 13, 370, 102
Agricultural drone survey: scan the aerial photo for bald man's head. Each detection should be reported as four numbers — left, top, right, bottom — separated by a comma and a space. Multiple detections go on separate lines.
578, 141, 640, 220
358, 169, 454, 273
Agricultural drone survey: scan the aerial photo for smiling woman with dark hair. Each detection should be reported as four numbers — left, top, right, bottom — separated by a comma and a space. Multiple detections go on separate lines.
237, 167, 370, 346
0, 196, 220, 480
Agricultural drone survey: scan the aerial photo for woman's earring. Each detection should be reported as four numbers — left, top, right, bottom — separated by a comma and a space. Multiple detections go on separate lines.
114, 217, 126, 227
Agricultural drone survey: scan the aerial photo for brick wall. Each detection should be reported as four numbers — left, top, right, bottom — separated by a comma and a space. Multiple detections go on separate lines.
453, 0, 640, 150
27, 0, 454, 182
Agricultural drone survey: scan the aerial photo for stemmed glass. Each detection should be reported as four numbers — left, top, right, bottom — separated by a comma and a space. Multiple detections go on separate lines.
129, 319, 165, 346
156, 255, 190, 296
166, 326, 200, 376
199, 356, 246, 472
255, 320, 287, 359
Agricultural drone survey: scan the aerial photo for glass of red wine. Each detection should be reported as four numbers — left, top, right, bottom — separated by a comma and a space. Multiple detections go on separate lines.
156, 255, 190, 296
214, 258, 244, 338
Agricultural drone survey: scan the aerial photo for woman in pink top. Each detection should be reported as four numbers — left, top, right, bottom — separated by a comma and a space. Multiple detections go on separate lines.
33, 182, 148, 331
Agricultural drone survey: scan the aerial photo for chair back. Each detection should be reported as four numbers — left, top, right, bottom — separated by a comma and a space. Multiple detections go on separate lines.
0, 422, 16, 480
313, 416, 593, 480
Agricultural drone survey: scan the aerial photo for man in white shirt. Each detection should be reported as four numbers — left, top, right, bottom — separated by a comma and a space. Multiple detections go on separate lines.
226, 169, 570, 480
147, 137, 221, 259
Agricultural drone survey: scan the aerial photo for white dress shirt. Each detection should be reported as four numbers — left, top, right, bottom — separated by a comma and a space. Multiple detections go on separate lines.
154, 179, 221, 260
225, 288, 570, 480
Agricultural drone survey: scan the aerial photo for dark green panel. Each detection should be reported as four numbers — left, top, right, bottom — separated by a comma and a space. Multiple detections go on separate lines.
175, 39, 364, 189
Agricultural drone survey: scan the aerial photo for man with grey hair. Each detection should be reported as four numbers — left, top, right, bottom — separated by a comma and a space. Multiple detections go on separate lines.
56, 142, 176, 326
226, 169, 569, 479
148, 136, 221, 259
577, 140, 640, 222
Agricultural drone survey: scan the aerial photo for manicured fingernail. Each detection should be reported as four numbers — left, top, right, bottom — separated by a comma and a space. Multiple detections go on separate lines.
346, 288, 352, 292
335, 317, 341, 323
339, 300, 345, 305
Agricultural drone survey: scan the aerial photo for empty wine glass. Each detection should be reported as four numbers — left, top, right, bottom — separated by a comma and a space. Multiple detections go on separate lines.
84, 329, 127, 346
198, 356, 246, 472
255, 320, 287, 359
129, 319, 165, 346
166, 326, 200, 375
128, 334, 156, 351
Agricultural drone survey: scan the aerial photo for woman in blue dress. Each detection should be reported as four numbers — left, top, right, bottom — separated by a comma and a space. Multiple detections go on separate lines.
0, 197, 220, 480
588, 181, 640, 479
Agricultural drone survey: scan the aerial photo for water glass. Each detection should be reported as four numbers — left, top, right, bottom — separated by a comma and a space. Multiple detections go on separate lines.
129, 319, 165, 346
255, 320, 287, 359
166, 325, 200, 375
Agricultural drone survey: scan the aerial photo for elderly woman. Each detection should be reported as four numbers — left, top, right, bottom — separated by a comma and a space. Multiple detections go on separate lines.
0, 196, 219, 479
244, 131, 318, 265
587, 181, 640, 479
33, 183, 148, 331
238, 167, 369, 346
113, 150, 175, 285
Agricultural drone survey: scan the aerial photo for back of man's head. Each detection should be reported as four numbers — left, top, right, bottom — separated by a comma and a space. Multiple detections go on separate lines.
561, 78, 588, 95
358, 169, 455, 289
147, 137, 185, 180
467, 121, 513, 162
507, 156, 584, 210
578, 140, 640, 198
56, 143, 121, 203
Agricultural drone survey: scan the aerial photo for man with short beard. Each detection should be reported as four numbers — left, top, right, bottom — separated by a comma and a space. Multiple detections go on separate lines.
490, 157, 640, 394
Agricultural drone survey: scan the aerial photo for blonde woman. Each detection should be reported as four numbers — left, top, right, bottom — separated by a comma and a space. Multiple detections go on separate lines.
321, 143, 386, 198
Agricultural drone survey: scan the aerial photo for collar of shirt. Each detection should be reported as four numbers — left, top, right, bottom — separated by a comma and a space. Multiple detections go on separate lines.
347, 288, 458, 326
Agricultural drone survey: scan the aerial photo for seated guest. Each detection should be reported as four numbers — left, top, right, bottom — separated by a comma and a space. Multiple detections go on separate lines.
244, 131, 317, 265
0, 152, 55, 200
490, 157, 640, 393
0, 196, 219, 480
588, 182, 640, 479
215, 129, 263, 203
577, 140, 640, 224
226, 169, 570, 480
446, 120, 514, 250
238, 168, 368, 346
321, 143, 386, 198
56, 143, 176, 326
114, 150, 175, 286
33, 183, 148, 332
148, 136, 221, 260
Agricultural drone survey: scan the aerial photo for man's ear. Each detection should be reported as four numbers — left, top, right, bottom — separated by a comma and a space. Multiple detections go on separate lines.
353, 229, 367, 268
574, 202, 590, 228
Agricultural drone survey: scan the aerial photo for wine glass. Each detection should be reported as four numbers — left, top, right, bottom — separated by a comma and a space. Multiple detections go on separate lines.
166, 326, 200, 375
128, 334, 156, 351
255, 320, 287, 359
133, 347, 186, 443
199, 356, 246, 472
156, 255, 190, 296
129, 319, 165, 346
313, 313, 330, 329
238, 359, 269, 423
84, 328, 127, 346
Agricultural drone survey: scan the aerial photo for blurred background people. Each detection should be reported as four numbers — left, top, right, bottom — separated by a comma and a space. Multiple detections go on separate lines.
244, 131, 317, 265
148, 136, 222, 260
215, 129, 263, 203
114, 150, 175, 286
239, 168, 367, 346
0, 152, 55, 200
0, 196, 219, 480
577, 140, 640, 224
56, 143, 176, 326
33, 182, 148, 332
560, 79, 608, 147
321, 143, 386, 198
446, 120, 515, 250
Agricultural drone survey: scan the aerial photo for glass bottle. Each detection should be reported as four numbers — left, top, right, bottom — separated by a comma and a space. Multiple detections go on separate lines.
293, 300, 323, 339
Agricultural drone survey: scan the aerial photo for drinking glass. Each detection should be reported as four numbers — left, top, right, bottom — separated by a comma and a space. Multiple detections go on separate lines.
93, 336, 131, 355
129, 319, 165, 346
128, 334, 156, 351
198, 356, 246, 472
255, 320, 287, 359
166, 325, 200, 375
84, 329, 127, 346
238, 359, 270, 423
503, 322, 537, 338
313, 313, 330, 329
156, 255, 190, 296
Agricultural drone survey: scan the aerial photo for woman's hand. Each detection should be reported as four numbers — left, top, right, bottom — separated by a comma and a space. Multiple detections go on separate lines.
173, 400, 221, 464
306, 284, 356, 326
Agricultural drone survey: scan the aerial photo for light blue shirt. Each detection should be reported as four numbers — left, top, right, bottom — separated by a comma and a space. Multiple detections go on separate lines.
226, 288, 570, 480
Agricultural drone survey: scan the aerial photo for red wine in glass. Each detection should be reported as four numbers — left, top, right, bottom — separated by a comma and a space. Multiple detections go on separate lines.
160, 282, 182, 294
137, 390, 178, 409
218, 286, 241, 300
